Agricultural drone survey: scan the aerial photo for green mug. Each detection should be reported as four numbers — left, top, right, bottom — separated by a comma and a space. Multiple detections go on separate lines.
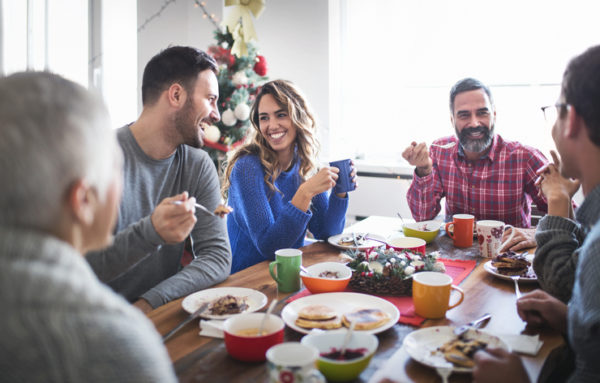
269, 249, 302, 293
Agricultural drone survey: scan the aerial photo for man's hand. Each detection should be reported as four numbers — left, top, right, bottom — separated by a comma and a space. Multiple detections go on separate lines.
133, 298, 153, 314
402, 141, 433, 177
516, 289, 568, 333
473, 347, 530, 383
535, 150, 580, 218
151, 191, 197, 244
499, 227, 536, 252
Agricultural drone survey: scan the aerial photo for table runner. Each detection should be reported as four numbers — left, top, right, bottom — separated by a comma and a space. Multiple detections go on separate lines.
287, 258, 476, 326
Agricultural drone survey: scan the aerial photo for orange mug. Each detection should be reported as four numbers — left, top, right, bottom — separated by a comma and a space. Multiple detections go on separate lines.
412, 272, 464, 319
445, 214, 474, 248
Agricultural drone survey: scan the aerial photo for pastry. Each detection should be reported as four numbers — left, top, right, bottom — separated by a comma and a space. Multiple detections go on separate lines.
492, 251, 531, 276
342, 308, 390, 330
295, 304, 343, 329
438, 336, 488, 368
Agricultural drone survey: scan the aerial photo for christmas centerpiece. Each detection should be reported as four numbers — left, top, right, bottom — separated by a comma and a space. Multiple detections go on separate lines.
346, 247, 446, 296
203, 0, 268, 168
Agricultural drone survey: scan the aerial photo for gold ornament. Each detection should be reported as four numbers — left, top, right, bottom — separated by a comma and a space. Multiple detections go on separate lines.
223, 0, 266, 57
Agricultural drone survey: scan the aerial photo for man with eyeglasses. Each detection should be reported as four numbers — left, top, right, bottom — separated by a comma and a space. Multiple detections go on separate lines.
402, 78, 549, 250
473, 45, 600, 383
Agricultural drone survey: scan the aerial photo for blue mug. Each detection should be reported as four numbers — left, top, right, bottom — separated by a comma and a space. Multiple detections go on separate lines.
329, 159, 356, 194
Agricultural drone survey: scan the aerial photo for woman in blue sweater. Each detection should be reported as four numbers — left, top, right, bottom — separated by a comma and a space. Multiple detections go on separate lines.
222, 80, 354, 273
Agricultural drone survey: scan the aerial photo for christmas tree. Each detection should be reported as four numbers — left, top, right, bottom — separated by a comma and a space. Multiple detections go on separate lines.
204, 28, 268, 169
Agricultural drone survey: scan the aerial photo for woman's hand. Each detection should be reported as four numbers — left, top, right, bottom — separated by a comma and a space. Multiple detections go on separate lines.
291, 167, 339, 211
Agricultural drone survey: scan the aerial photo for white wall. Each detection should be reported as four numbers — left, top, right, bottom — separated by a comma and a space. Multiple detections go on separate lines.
136, 0, 330, 154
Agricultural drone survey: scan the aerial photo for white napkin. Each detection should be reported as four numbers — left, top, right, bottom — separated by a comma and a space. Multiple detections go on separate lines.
199, 319, 225, 338
496, 333, 544, 355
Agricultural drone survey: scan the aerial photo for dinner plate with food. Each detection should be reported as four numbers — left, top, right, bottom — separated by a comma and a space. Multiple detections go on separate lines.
327, 232, 386, 250
403, 326, 509, 373
281, 292, 400, 335
181, 287, 268, 320
483, 251, 537, 282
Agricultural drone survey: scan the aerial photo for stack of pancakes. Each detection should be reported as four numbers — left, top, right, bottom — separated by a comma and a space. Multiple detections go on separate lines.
491, 251, 531, 276
295, 305, 390, 331
295, 305, 342, 329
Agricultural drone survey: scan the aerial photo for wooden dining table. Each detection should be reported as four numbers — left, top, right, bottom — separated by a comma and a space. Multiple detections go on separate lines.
147, 216, 563, 382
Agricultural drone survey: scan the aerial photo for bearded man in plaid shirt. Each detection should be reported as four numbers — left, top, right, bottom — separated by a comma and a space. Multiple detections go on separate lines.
402, 78, 549, 250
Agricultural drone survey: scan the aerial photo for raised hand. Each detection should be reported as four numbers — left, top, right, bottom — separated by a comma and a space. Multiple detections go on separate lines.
292, 167, 339, 212
151, 191, 198, 244
402, 141, 433, 176
535, 150, 580, 217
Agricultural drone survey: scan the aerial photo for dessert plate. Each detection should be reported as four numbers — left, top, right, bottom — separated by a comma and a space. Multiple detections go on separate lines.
483, 261, 537, 283
181, 287, 268, 320
403, 326, 508, 373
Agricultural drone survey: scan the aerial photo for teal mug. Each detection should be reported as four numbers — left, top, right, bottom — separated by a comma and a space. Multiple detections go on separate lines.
269, 249, 302, 293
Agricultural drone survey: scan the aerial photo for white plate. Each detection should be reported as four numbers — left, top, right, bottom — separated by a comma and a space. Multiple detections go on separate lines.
327, 232, 386, 250
181, 287, 268, 320
403, 326, 509, 373
281, 292, 400, 335
483, 261, 538, 283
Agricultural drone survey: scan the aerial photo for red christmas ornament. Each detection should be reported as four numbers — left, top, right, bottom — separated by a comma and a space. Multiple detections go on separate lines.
253, 55, 268, 76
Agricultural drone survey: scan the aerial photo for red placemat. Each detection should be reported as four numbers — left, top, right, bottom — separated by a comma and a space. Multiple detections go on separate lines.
286, 258, 476, 327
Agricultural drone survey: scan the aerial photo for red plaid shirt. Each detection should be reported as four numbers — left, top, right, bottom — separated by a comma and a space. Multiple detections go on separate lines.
407, 134, 548, 228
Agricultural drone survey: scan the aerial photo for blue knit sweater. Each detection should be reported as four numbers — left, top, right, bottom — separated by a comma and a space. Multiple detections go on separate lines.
227, 154, 348, 273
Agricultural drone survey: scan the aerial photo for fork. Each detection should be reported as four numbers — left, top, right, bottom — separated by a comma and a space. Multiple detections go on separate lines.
436, 366, 452, 383
511, 275, 522, 298
172, 200, 217, 217
430, 142, 457, 149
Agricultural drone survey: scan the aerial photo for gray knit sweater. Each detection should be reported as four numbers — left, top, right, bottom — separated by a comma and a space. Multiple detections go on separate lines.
0, 229, 176, 382
534, 184, 600, 302
86, 125, 232, 308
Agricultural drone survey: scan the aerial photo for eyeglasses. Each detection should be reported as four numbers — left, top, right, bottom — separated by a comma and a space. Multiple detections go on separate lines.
541, 103, 569, 124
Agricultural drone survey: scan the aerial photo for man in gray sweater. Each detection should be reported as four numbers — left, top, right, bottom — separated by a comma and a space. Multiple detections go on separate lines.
0, 72, 176, 381
472, 45, 600, 383
86, 46, 232, 312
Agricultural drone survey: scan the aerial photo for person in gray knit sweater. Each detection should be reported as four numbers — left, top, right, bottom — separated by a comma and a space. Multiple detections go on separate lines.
0, 72, 176, 382
86, 46, 232, 313
472, 45, 600, 383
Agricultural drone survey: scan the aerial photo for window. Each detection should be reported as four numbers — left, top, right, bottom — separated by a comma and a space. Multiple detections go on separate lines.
329, 0, 600, 169
1, 0, 137, 128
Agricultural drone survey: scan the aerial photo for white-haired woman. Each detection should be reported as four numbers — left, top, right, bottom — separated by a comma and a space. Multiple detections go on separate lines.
0, 72, 176, 382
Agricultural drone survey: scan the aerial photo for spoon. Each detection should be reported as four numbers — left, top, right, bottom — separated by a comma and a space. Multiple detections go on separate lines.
430, 142, 457, 149
300, 265, 310, 275
340, 319, 357, 356
396, 212, 405, 225
258, 299, 277, 336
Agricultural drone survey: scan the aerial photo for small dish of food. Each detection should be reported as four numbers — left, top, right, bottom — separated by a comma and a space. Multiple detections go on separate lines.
301, 262, 352, 294
402, 220, 442, 244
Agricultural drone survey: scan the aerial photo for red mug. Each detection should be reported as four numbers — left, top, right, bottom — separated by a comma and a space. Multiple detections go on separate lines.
445, 214, 475, 248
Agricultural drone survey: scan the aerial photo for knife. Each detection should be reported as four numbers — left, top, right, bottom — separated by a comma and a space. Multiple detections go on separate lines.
453, 313, 491, 337
163, 302, 210, 342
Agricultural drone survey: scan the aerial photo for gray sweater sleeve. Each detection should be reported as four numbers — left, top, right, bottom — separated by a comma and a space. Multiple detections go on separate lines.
140, 152, 232, 307
533, 215, 582, 303
85, 215, 164, 282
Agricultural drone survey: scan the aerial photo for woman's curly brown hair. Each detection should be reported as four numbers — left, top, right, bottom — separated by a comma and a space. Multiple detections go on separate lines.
221, 79, 320, 198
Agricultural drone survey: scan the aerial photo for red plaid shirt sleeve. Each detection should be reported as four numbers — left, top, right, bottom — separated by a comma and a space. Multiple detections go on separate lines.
406, 135, 549, 227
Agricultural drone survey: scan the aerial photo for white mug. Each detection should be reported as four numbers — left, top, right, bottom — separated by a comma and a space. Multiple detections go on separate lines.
476, 220, 515, 258
266, 342, 325, 383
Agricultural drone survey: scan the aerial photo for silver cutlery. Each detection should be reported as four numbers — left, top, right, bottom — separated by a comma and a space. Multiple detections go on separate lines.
430, 142, 457, 149
453, 313, 492, 337
163, 302, 210, 342
351, 232, 359, 247
172, 200, 217, 217
511, 275, 522, 298
436, 366, 452, 383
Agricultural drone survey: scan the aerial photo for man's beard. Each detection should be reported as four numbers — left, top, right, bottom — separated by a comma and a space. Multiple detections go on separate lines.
456, 124, 494, 153
175, 98, 203, 148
